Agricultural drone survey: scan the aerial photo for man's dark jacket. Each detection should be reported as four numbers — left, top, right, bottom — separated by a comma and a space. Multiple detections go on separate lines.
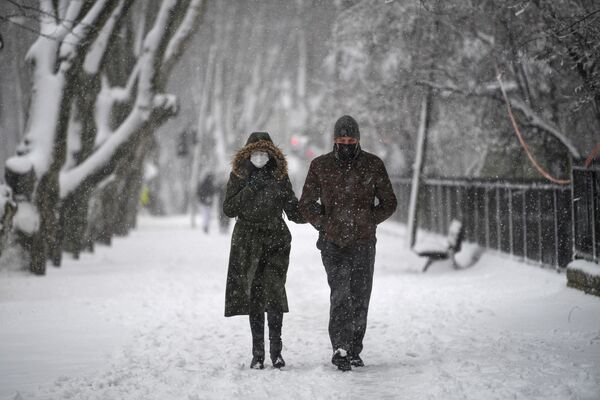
298, 149, 397, 248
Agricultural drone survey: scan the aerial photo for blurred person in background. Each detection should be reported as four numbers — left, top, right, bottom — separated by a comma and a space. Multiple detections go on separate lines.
196, 173, 216, 233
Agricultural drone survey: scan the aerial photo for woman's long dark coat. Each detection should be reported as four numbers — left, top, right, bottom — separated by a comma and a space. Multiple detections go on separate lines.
223, 132, 304, 317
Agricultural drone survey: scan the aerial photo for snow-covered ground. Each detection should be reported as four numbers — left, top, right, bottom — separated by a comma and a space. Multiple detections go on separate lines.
1, 216, 599, 400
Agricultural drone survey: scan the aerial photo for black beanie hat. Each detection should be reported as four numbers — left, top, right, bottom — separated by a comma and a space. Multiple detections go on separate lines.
334, 115, 360, 140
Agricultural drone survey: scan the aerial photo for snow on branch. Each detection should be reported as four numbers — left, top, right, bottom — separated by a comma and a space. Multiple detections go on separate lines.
94, 62, 141, 147
416, 79, 517, 96
83, 0, 128, 75
25, 0, 65, 73
475, 30, 495, 46
60, 109, 146, 198
12, 74, 64, 177
59, 0, 120, 72
60, 88, 174, 198
60, 0, 189, 199
163, 0, 205, 72
15, 0, 121, 177
53, 0, 85, 40
508, 97, 581, 159
94, 76, 116, 146
142, 0, 179, 57
153, 94, 179, 114
39, 0, 59, 34
136, 0, 179, 113
57, 0, 71, 19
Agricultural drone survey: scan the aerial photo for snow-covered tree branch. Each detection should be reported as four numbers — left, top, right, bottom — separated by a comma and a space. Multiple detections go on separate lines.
4, 0, 121, 274
415, 79, 581, 159
60, 0, 204, 199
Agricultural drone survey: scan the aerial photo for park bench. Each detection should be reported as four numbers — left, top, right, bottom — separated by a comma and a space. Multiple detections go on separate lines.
414, 219, 465, 273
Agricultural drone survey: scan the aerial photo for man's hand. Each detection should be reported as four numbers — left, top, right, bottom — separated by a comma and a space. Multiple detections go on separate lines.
307, 202, 323, 215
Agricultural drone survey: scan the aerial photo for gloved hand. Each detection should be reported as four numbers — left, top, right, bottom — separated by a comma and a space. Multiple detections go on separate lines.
306, 202, 324, 231
247, 173, 267, 191
307, 202, 323, 216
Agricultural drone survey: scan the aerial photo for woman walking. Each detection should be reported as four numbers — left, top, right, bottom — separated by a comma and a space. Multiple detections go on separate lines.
223, 132, 304, 369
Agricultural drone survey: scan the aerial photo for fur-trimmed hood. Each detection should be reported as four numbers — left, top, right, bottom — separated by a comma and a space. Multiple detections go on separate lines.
231, 133, 287, 180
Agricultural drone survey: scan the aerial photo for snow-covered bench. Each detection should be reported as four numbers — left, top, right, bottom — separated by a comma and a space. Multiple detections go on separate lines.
567, 259, 600, 297
415, 219, 465, 272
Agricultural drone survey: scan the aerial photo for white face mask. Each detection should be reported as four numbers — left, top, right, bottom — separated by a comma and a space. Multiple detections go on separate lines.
250, 151, 269, 168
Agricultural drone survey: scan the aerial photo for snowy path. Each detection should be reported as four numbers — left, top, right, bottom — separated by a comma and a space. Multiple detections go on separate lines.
1, 216, 599, 400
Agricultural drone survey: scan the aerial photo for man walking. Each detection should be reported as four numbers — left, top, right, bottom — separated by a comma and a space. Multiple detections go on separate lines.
299, 115, 397, 371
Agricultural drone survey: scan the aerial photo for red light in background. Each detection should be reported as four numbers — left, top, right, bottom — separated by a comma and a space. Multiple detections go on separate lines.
290, 136, 300, 146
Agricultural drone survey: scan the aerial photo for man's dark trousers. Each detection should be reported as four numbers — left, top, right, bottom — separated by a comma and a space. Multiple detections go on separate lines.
319, 239, 376, 356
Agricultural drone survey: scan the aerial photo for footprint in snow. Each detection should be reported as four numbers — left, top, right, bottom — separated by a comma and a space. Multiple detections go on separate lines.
406, 352, 418, 358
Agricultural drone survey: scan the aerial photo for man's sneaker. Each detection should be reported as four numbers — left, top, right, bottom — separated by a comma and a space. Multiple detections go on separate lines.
331, 348, 351, 371
271, 354, 286, 369
250, 356, 264, 370
349, 354, 364, 367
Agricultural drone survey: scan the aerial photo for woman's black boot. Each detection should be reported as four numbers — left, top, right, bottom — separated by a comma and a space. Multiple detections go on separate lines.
268, 312, 285, 368
250, 313, 265, 370
250, 354, 265, 369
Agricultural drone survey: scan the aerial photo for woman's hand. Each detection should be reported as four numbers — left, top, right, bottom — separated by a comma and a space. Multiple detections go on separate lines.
247, 173, 267, 191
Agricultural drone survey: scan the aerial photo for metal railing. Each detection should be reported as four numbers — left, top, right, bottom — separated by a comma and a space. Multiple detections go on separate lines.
391, 177, 573, 269
572, 166, 599, 263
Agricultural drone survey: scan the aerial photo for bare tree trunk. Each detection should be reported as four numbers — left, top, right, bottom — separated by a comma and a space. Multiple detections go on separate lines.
113, 134, 151, 236
33, 71, 77, 273
54, 73, 102, 264
90, 177, 119, 246
57, 2, 134, 261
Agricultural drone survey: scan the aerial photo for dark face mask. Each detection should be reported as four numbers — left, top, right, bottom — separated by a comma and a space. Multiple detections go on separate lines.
335, 143, 358, 161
